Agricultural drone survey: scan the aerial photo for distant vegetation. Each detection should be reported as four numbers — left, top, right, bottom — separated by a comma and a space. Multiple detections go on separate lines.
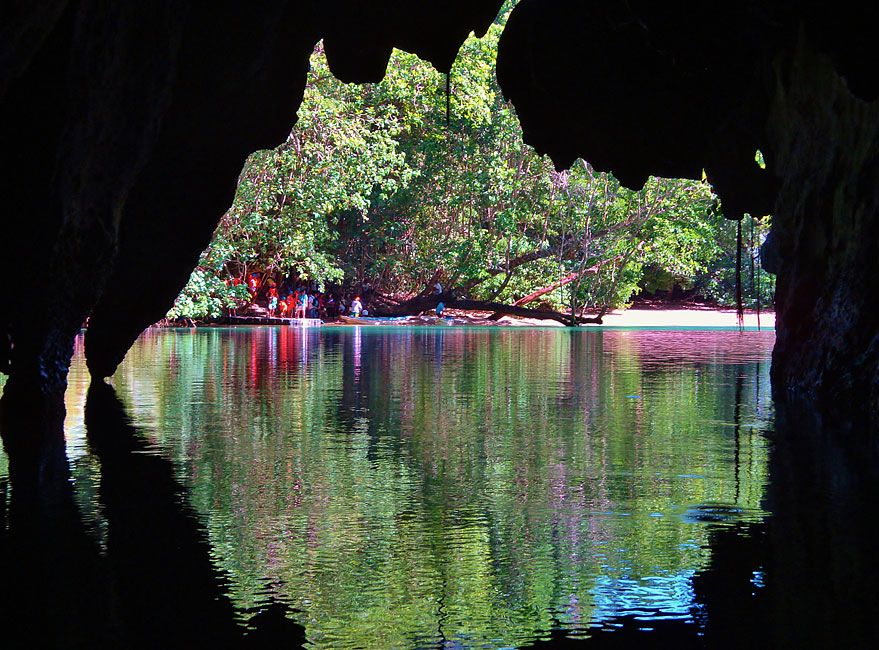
170, 8, 773, 321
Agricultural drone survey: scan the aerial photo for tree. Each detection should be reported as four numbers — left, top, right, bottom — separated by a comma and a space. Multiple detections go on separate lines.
171, 8, 761, 322
169, 43, 411, 319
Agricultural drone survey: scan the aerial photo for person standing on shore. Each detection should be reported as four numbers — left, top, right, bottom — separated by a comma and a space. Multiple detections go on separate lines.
351, 296, 363, 317
326, 295, 337, 319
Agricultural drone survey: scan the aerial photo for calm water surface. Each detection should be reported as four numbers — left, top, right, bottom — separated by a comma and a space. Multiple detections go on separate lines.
1, 327, 777, 648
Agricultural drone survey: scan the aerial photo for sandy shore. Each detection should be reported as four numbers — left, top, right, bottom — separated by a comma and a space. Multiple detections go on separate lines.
482, 306, 774, 329
595, 306, 774, 329
219, 306, 775, 329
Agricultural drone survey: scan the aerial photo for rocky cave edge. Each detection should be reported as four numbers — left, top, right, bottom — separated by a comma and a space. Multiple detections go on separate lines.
2, 1, 878, 447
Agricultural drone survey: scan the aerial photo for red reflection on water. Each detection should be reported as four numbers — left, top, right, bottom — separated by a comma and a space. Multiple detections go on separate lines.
249, 330, 259, 387
279, 327, 289, 364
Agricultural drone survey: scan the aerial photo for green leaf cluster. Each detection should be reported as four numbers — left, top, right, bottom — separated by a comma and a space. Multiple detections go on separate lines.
172, 8, 772, 320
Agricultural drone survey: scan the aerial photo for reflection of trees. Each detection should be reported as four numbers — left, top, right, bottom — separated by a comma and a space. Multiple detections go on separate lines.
104, 327, 773, 648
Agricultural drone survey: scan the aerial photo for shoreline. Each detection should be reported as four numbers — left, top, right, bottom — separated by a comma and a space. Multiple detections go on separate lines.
592, 306, 774, 329
197, 306, 775, 329
476, 306, 773, 329
404, 303, 774, 329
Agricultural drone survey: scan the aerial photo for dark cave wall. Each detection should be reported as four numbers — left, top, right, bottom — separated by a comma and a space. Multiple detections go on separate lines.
766, 44, 879, 415
82, 3, 321, 379
1, 2, 188, 391
495, 0, 781, 218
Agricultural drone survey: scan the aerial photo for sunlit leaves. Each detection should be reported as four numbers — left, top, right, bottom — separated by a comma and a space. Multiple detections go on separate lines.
172, 9, 760, 320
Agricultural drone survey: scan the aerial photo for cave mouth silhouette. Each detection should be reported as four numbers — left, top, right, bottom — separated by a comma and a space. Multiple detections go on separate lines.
1, 2, 878, 645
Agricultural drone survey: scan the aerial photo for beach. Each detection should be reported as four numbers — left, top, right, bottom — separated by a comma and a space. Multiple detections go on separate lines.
416, 305, 776, 328
595, 306, 774, 328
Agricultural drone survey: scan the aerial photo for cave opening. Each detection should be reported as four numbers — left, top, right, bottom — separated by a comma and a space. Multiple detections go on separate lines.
1, 1, 878, 648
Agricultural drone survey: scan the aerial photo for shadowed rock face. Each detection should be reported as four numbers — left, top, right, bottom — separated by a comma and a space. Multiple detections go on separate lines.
1, 1, 878, 420
496, 1, 781, 215
765, 44, 879, 417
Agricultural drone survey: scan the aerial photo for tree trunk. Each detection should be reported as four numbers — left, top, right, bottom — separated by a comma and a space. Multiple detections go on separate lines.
452, 299, 602, 325
485, 263, 606, 320
373, 293, 602, 326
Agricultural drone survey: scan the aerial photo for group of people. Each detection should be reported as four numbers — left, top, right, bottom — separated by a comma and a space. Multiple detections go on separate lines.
266, 287, 364, 320
229, 272, 367, 321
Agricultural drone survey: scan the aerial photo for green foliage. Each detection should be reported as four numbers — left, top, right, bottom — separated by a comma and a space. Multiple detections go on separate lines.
168, 268, 249, 320
693, 214, 775, 307
232, 48, 412, 285
755, 149, 766, 170
171, 43, 410, 319
172, 10, 772, 320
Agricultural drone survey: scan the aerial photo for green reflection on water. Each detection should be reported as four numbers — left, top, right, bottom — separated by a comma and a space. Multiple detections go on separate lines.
3, 327, 775, 649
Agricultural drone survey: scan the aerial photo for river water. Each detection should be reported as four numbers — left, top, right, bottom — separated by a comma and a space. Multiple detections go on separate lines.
3, 326, 874, 648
